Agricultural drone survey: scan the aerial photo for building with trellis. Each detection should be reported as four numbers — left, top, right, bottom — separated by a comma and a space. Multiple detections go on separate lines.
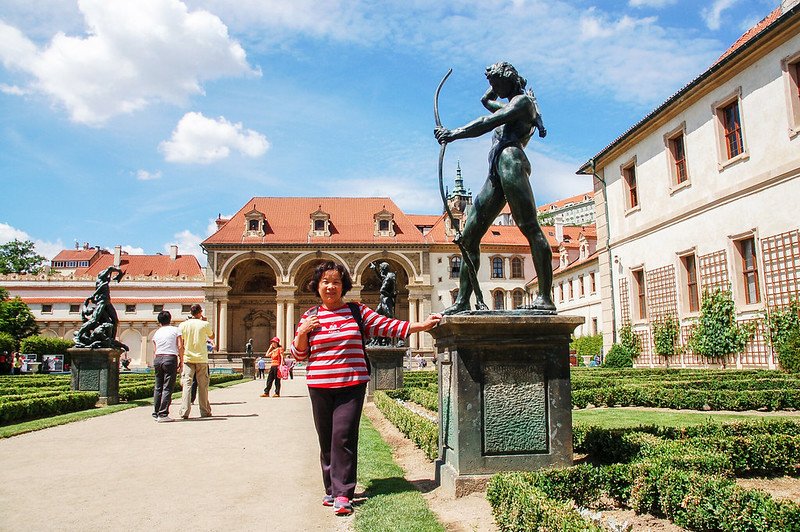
578, 3, 800, 368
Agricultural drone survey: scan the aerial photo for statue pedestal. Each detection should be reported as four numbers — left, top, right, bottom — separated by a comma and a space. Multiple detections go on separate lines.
365, 346, 407, 399
241, 357, 255, 379
429, 313, 583, 497
68, 348, 123, 406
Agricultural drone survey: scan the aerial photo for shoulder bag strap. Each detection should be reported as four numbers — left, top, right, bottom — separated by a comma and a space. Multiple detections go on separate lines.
347, 302, 371, 375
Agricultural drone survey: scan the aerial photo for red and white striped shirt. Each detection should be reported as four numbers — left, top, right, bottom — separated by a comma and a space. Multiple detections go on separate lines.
291, 303, 410, 388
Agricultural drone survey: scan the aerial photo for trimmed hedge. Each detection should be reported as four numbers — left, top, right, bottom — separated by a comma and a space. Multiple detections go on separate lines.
487, 472, 603, 531
0, 391, 99, 424
374, 390, 438, 460
402, 370, 437, 388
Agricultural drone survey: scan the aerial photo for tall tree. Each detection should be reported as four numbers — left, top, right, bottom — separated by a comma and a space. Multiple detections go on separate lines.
0, 297, 39, 344
0, 239, 46, 274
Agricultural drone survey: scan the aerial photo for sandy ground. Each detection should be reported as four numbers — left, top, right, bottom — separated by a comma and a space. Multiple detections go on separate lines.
0, 378, 350, 532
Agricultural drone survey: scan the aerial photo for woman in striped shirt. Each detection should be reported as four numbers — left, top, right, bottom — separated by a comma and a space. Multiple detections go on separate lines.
292, 260, 440, 516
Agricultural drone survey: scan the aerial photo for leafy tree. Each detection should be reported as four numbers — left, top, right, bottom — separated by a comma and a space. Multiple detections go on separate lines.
570, 333, 603, 357
0, 239, 46, 274
766, 300, 800, 372
652, 316, 680, 367
689, 289, 754, 362
538, 213, 554, 226
619, 324, 641, 357
0, 287, 8, 301
603, 344, 633, 368
0, 297, 39, 344
0, 332, 15, 353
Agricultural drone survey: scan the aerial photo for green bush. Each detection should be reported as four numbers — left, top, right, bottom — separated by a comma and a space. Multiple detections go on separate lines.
777, 329, 800, 373
689, 289, 755, 360
20, 336, 75, 366
652, 316, 679, 364
0, 332, 15, 353
570, 334, 603, 358
374, 390, 438, 460
486, 473, 602, 532
407, 387, 438, 412
603, 344, 633, 368
0, 391, 99, 424
402, 370, 437, 388
619, 323, 641, 357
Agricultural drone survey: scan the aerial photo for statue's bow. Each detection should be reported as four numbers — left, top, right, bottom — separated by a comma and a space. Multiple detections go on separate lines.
434, 69, 484, 307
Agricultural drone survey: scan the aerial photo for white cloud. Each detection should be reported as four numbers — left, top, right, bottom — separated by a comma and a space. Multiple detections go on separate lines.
166, 230, 205, 263
0, 222, 64, 260
200, 1, 720, 108
136, 169, 162, 181
0, 0, 258, 125
701, 0, 739, 31
120, 245, 145, 255
159, 112, 269, 164
628, 0, 677, 8
0, 84, 26, 95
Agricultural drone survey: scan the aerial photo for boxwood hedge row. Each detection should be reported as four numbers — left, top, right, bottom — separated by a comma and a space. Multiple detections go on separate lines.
374, 390, 438, 460
0, 392, 99, 424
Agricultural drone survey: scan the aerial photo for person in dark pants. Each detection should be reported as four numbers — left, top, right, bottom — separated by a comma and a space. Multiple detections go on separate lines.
151, 311, 183, 422
260, 337, 283, 398
291, 261, 441, 516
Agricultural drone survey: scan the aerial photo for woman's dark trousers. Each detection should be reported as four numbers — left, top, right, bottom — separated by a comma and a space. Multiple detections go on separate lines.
308, 383, 366, 499
264, 366, 281, 395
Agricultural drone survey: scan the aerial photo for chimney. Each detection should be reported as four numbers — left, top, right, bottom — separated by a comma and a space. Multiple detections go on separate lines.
555, 215, 564, 243
169, 245, 178, 261
83, 242, 89, 250
113, 245, 121, 267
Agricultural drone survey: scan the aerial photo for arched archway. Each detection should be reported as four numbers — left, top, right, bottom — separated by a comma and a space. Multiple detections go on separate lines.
120, 329, 144, 366
227, 259, 278, 353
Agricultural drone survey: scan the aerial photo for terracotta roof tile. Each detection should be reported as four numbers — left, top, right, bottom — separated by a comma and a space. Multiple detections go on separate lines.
204, 197, 428, 245
51, 249, 107, 262
716, 8, 781, 63
74, 254, 203, 278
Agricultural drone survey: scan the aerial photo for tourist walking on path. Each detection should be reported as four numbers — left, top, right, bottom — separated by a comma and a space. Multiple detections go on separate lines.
291, 260, 441, 516
283, 352, 296, 379
178, 304, 214, 419
151, 310, 183, 422
255, 355, 266, 379
261, 337, 283, 397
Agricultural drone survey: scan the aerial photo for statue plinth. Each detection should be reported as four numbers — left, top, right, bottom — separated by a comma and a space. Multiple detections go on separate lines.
365, 346, 407, 399
241, 357, 255, 379
68, 347, 123, 406
429, 313, 583, 497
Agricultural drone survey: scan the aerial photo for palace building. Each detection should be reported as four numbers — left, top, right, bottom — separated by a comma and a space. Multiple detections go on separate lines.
579, 2, 800, 368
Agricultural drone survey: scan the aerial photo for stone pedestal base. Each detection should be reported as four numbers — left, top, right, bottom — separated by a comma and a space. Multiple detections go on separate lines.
68, 348, 123, 406
365, 346, 406, 399
430, 313, 583, 497
241, 357, 255, 379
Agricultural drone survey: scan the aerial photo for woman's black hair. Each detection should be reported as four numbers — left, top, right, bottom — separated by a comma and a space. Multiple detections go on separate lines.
307, 260, 353, 297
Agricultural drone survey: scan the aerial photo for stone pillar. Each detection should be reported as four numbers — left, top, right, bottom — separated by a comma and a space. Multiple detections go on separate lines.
218, 300, 228, 352
276, 300, 285, 347
68, 348, 123, 406
139, 334, 149, 367
408, 298, 419, 349
285, 301, 295, 345
430, 313, 583, 497
365, 346, 406, 399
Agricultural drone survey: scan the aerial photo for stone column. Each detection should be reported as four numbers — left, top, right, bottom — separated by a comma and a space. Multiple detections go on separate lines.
285, 301, 295, 345
430, 313, 583, 497
276, 300, 285, 346
218, 300, 228, 352
139, 334, 149, 367
408, 298, 419, 350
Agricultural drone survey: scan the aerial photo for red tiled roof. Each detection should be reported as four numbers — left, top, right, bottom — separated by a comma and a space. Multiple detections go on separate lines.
716, 8, 781, 63
22, 297, 203, 304
51, 249, 106, 262
423, 215, 531, 247
73, 254, 203, 278
528, 250, 599, 285
407, 214, 441, 227
204, 197, 428, 245
538, 191, 594, 212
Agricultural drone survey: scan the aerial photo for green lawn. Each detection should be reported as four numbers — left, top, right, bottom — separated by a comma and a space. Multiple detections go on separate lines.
573, 406, 800, 428
356, 415, 444, 532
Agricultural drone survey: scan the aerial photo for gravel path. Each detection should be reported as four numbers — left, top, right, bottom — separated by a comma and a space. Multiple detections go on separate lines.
0, 378, 351, 532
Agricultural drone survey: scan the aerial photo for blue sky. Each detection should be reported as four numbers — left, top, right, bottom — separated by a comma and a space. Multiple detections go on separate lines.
0, 0, 778, 263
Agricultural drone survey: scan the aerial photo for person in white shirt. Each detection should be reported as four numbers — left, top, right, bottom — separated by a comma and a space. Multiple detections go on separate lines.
151, 310, 183, 422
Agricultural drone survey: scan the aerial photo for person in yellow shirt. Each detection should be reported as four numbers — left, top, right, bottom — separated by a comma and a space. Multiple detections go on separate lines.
178, 304, 215, 419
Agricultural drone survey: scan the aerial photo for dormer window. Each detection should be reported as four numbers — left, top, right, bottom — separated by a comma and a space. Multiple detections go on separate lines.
243, 206, 266, 238
310, 207, 331, 237
373, 207, 396, 237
